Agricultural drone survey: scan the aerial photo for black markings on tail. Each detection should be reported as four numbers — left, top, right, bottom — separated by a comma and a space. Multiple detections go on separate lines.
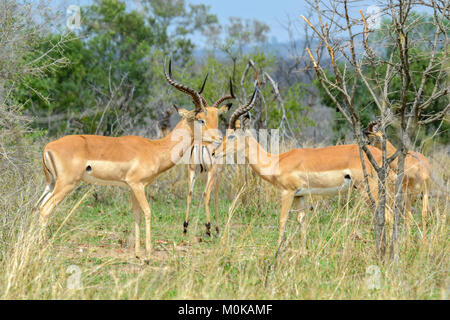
86, 165, 92, 173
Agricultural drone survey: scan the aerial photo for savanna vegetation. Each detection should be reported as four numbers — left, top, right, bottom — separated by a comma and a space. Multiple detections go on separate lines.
0, 0, 448, 299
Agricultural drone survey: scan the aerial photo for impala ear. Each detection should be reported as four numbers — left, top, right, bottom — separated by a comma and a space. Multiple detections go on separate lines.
366, 121, 378, 133
176, 107, 196, 121
372, 123, 379, 132
218, 103, 232, 115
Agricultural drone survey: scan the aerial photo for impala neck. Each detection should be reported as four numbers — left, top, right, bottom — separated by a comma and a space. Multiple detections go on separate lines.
156, 119, 194, 171
244, 130, 280, 179
376, 139, 398, 160
385, 140, 397, 158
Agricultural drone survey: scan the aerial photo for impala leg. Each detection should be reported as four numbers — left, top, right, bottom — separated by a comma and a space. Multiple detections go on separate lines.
131, 185, 152, 262
37, 181, 77, 243
34, 163, 56, 216
33, 183, 53, 216
404, 193, 413, 228
213, 166, 222, 234
131, 193, 142, 259
38, 181, 77, 227
203, 165, 217, 237
276, 190, 295, 253
293, 196, 307, 255
184, 166, 196, 235
384, 195, 396, 225
422, 183, 429, 238
385, 177, 395, 225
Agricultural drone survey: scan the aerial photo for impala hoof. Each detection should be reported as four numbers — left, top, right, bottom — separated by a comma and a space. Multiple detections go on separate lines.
215, 226, 220, 234
205, 222, 211, 237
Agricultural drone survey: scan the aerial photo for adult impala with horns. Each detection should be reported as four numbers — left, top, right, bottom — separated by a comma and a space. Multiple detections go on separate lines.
34, 59, 221, 262
213, 87, 395, 253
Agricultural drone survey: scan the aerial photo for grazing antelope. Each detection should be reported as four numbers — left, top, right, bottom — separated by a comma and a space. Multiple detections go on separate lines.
34, 60, 221, 261
183, 79, 235, 237
213, 89, 394, 251
364, 120, 431, 232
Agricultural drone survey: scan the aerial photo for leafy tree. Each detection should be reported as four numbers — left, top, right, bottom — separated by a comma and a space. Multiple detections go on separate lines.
16, 0, 219, 135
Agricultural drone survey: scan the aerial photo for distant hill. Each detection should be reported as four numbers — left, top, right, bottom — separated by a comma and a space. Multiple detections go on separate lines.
192, 38, 310, 60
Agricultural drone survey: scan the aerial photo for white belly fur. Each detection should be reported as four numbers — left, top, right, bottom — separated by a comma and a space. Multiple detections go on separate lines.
294, 169, 353, 196
81, 173, 129, 187
295, 176, 352, 196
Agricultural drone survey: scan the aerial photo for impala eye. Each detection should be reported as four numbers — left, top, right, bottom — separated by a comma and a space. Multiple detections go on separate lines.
227, 134, 236, 140
197, 119, 206, 125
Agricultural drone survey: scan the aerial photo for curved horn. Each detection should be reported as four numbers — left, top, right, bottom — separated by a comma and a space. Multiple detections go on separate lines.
198, 73, 209, 107
228, 85, 258, 129
198, 73, 208, 94
164, 58, 206, 113
212, 78, 236, 108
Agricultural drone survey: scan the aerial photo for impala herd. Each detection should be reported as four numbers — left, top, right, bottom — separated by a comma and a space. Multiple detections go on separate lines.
34, 59, 432, 261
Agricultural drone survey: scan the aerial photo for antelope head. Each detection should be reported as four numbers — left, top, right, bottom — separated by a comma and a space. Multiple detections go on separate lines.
363, 120, 383, 149
212, 86, 258, 160
164, 59, 222, 144
200, 78, 236, 147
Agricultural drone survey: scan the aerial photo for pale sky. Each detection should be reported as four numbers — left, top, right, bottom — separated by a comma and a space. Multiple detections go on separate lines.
55, 0, 311, 43
54, 0, 435, 45
188, 0, 307, 43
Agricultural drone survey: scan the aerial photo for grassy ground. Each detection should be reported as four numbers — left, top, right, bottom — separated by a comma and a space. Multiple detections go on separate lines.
0, 145, 448, 299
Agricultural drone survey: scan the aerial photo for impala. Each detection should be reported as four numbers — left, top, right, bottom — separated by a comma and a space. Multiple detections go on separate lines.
364, 120, 431, 232
34, 59, 221, 261
183, 79, 235, 237
213, 88, 394, 251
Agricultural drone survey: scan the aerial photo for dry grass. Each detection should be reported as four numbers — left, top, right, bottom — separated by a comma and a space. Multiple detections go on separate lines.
0, 139, 448, 299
